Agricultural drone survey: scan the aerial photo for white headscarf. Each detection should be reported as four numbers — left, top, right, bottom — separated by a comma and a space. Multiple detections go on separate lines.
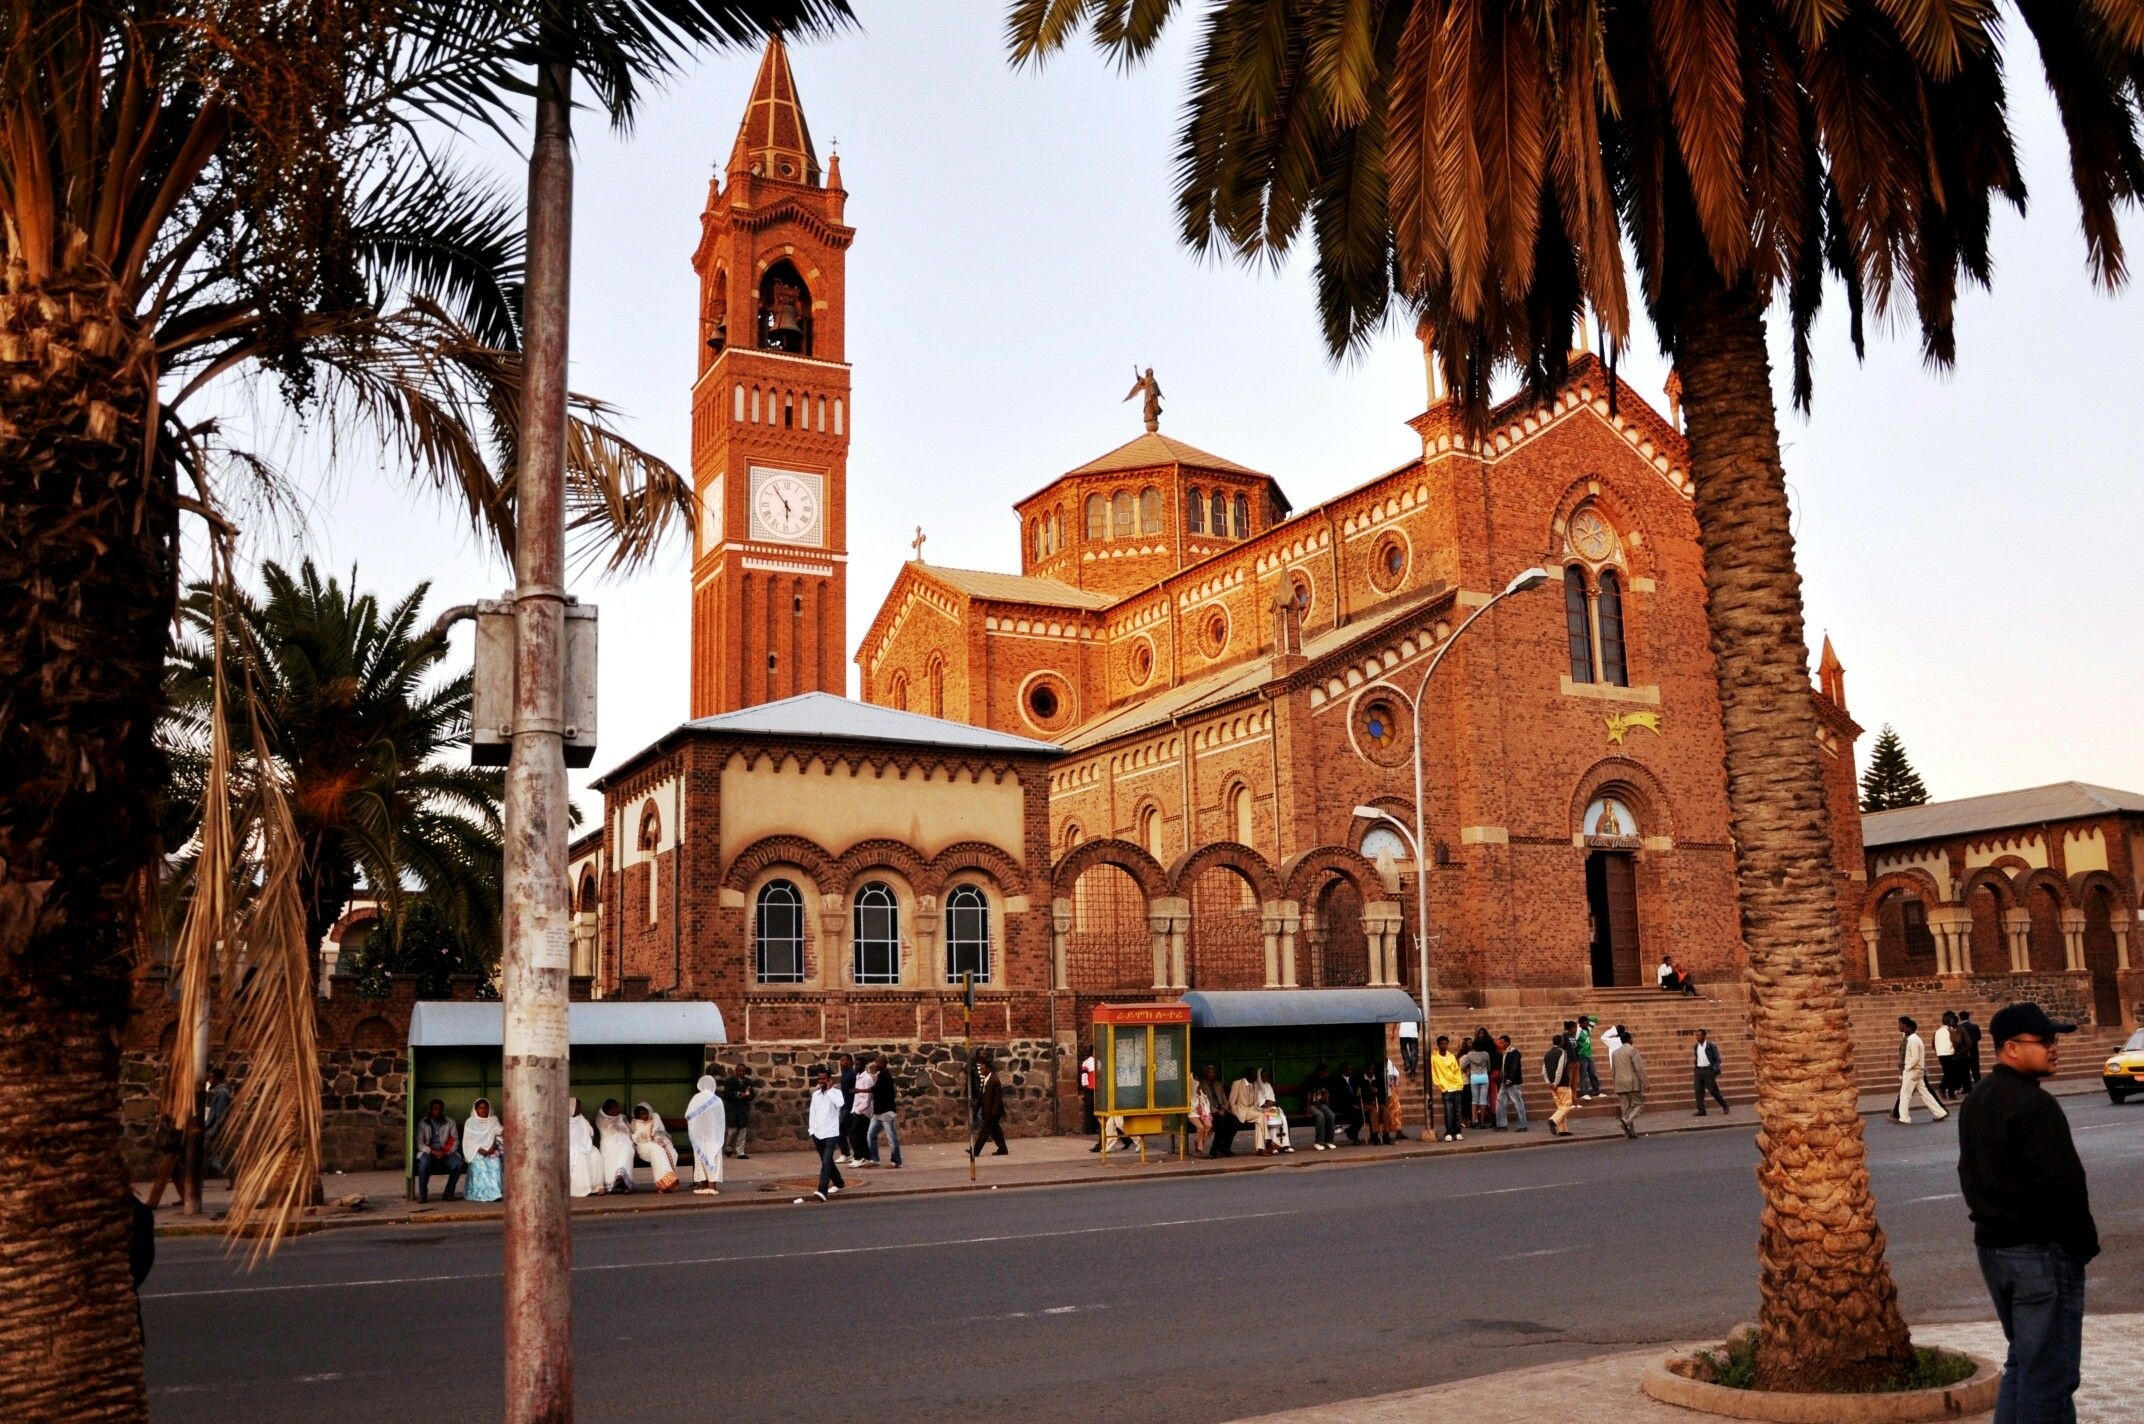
462, 1098, 503, 1154
685, 1075, 726, 1179
630, 1101, 673, 1149
568, 1097, 597, 1152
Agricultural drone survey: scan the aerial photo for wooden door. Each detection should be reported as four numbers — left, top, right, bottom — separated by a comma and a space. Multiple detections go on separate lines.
1602, 853, 1642, 986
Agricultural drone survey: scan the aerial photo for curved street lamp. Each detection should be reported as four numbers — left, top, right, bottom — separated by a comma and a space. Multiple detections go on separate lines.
1351, 565, 1550, 1078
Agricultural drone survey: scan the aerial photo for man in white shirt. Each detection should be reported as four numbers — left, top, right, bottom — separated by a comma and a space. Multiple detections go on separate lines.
1692, 1028, 1729, 1115
1397, 1019, 1420, 1074
1657, 955, 1677, 990
1894, 1017, 1949, 1125
807, 1066, 847, 1200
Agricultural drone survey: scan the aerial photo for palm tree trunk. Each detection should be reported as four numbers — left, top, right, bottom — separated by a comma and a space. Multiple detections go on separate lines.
0, 259, 172, 1418
1672, 269, 1915, 1392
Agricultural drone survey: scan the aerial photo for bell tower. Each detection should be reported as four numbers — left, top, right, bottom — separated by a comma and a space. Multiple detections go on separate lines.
688, 33, 854, 716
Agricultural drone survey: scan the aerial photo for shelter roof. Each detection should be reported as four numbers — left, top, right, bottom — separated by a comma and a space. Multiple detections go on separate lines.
1180, 988, 1423, 1028
408, 1000, 728, 1047
1862, 781, 2144, 849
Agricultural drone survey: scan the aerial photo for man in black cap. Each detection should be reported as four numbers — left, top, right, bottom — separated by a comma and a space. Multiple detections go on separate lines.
1958, 1002, 2096, 1423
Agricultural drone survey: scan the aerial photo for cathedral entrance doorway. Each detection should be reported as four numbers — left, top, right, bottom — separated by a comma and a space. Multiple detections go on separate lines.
1585, 851, 1641, 987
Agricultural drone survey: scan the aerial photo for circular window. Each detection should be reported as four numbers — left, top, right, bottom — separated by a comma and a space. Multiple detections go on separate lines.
1290, 576, 1312, 614
1372, 535, 1410, 591
1022, 674, 1072, 730
1200, 609, 1230, 657
1128, 639, 1154, 685
1029, 684, 1059, 720
779, 161, 796, 178
1355, 696, 1411, 766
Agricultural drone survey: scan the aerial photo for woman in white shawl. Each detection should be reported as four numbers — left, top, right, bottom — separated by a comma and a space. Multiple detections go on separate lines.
596, 1098, 637, 1193
567, 1097, 606, 1198
684, 1075, 726, 1195
463, 1098, 505, 1200
630, 1100, 680, 1193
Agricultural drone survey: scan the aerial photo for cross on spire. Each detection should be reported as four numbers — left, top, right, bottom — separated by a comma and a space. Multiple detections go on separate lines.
911, 526, 927, 562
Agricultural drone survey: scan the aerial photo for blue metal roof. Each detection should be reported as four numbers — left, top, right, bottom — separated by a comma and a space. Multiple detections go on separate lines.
407, 1000, 727, 1048
1178, 988, 1423, 1029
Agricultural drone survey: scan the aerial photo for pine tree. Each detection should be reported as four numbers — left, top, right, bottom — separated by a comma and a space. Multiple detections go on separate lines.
1861, 726, 1931, 812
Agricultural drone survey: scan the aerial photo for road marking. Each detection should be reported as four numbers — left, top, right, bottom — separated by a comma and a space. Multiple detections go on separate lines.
1906, 1193, 1959, 1203
142, 1209, 1297, 1300
2074, 1124, 2118, 1132
1455, 1181, 1579, 1199
1496, 1246, 1577, 1260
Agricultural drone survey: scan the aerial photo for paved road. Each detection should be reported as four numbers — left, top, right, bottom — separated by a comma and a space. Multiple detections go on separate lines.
145, 1095, 2143, 1424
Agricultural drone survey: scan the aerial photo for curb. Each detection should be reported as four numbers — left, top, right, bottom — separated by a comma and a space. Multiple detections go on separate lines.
154, 1076, 2110, 1240
1640, 1348, 2001, 1422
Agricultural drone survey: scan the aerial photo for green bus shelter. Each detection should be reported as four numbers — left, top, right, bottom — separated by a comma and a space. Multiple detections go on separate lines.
1179, 988, 1422, 1116
404, 1000, 728, 1195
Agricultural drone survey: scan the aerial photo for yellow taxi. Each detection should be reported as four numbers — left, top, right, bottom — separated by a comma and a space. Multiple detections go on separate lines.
2104, 1028, 2144, 1104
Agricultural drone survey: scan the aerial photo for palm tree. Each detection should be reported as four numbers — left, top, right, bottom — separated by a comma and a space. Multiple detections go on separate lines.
0, 3, 841, 1414
1009, 0, 2144, 1391
165, 559, 507, 981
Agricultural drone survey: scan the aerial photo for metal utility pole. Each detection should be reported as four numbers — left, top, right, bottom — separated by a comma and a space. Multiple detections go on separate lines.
502, 49, 576, 1424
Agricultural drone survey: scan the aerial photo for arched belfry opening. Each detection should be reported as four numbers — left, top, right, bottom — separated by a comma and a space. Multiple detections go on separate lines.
758, 261, 812, 355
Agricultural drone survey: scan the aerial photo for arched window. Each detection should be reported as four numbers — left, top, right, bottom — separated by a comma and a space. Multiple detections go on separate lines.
756, 261, 812, 354
1210, 490, 1227, 537
945, 884, 990, 982
1030, 517, 1043, 559
1229, 783, 1252, 844
1051, 507, 1063, 553
1596, 568, 1628, 686
1140, 486, 1163, 535
1564, 568, 1595, 683
1232, 493, 1249, 538
833, 397, 844, 435
1141, 804, 1165, 860
1112, 490, 1135, 538
852, 882, 900, 985
638, 801, 662, 925
1187, 487, 1205, 534
927, 656, 945, 717
1086, 495, 1106, 540
754, 880, 805, 984
887, 672, 908, 711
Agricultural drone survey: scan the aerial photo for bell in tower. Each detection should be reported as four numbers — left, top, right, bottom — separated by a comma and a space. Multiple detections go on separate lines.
758, 262, 811, 354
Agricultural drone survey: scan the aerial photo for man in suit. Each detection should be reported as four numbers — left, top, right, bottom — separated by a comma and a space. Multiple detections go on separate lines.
1895, 1016, 1950, 1124
1693, 1028, 1730, 1116
1612, 1028, 1650, 1138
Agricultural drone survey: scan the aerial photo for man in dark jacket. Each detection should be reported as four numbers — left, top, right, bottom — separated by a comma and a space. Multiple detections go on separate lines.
969, 1052, 1008, 1157
719, 1066, 754, 1159
1957, 1011, 1985, 1088
1692, 1029, 1730, 1116
1958, 1003, 2095, 1423
1493, 1036, 1529, 1131
1329, 1060, 1362, 1144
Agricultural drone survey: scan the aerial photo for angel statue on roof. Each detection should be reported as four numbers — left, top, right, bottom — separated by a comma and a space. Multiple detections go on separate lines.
1123, 366, 1163, 433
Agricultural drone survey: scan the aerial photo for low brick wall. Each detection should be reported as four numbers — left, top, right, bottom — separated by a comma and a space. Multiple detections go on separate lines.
121, 1046, 411, 1177
718, 1038, 1062, 1150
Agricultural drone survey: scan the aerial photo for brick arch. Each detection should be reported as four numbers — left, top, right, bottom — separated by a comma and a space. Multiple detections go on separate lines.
1282, 845, 1387, 907
1050, 837, 1166, 901
1865, 869, 1944, 912
927, 841, 1026, 898
329, 903, 384, 941
1567, 756, 1676, 841
1545, 476, 1657, 579
1957, 865, 2017, 910
576, 870, 599, 913
350, 1015, 398, 1053
2015, 866, 2073, 911
636, 798, 662, 850
1986, 853, 2035, 876
1166, 841, 1280, 903
2071, 869, 2127, 911
721, 834, 838, 892
834, 838, 931, 892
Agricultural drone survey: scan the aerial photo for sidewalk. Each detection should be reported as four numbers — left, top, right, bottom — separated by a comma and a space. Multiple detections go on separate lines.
1224, 1313, 2142, 1423
143, 1075, 2103, 1237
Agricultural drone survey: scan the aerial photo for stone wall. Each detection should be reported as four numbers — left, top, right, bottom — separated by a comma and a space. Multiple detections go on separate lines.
120, 1045, 411, 1177
718, 1038, 1062, 1150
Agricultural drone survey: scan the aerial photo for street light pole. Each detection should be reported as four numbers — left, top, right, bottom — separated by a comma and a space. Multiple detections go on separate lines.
1351, 567, 1549, 1080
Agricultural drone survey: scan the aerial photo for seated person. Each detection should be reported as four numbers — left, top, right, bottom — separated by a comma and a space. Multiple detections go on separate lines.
413, 1098, 464, 1203
1657, 955, 1679, 991
1256, 1068, 1293, 1153
1670, 959, 1699, 996
630, 1101, 680, 1193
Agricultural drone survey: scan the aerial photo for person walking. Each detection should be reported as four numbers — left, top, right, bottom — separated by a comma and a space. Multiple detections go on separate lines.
1936, 1012, 1963, 1102
1572, 1018, 1601, 1099
1398, 1019, 1420, 1075
1430, 1035, 1465, 1142
836, 1053, 861, 1167
808, 1066, 846, 1201
1613, 1029, 1649, 1138
1958, 1003, 2095, 1424
850, 1058, 878, 1164
685, 1074, 726, 1195
1692, 1029, 1730, 1116
1493, 1035, 1529, 1131
866, 1056, 902, 1168
1080, 1046, 1100, 1148
720, 1064, 754, 1160
1895, 1016, 1950, 1125
1543, 1034, 1576, 1137
201, 1067, 235, 1190
1958, 1011, 1985, 1089
969, 1052, 1009, 1158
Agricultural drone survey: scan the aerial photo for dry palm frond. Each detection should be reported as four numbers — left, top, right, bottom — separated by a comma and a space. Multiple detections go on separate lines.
217, 699, 321, 1264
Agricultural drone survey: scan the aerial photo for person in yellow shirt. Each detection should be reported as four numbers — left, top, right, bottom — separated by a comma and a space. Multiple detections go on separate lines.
1429, 1036, 1466, 1142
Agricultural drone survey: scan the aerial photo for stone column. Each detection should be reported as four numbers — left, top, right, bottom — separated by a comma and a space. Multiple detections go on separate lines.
1364, 901, 1404, 987
1933, 908, 1973, 977
1051, 897, 1074, 991
2113, 920, 2131, 973
2062, 908, 2087, 972
1149, 896, 1190, 990
1277, 900, 1301, 987
1259, 903, 1284, 988
1859, 919, 1882, 980
2003, 907, 2032, 974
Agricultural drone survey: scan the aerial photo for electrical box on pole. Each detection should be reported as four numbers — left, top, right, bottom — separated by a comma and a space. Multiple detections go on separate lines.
468, 596, 599, 768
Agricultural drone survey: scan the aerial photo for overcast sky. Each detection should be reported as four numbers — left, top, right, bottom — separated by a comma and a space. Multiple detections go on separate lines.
245, 8, 2143, 815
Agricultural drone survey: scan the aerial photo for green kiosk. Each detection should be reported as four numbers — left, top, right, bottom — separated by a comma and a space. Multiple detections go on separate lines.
404, 1000, 727, 1197
1179, 988, 1423, 1117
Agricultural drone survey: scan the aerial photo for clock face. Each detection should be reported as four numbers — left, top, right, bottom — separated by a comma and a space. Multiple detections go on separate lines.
700, 476, 723, 551
1570, 509, 1615, 562
751, 469, 821, 544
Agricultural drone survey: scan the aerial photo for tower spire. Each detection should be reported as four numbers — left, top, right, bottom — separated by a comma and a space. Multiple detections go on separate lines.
731, 32, 820, 185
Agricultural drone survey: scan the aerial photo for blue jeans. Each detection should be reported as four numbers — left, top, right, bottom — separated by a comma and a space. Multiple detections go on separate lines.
868, 1111, 902, 1166
1978, 1244, 2085, 1424
1496, 1081, 1529, 1129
